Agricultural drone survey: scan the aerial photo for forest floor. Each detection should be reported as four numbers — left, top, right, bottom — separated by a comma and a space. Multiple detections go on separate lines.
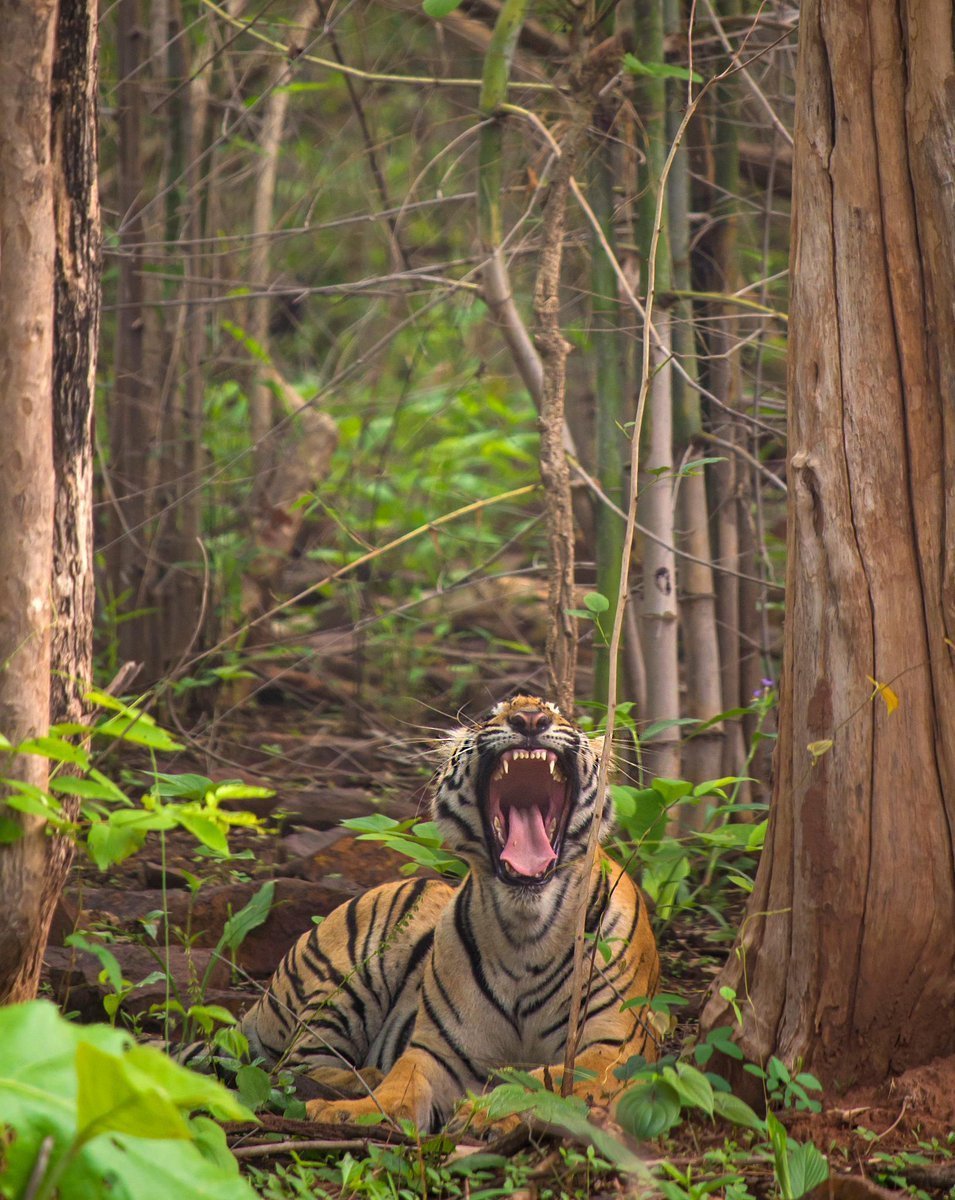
43, 684, 955, 1197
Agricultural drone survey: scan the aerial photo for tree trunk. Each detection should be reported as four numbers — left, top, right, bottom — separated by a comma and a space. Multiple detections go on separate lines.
667, 0, 724, 792
51, 0, 98, 728
638, 314, 680, 780
0, 0, 58, 1002
701, 0, 955, 1085
107, 0, 153, 675
44, 0, 100, 976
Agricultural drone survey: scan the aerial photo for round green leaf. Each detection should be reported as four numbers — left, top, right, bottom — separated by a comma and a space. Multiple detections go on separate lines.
422, 0, 464, 17
615, 1079, 682, 1139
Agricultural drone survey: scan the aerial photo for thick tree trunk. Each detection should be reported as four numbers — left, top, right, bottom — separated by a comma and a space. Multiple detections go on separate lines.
702, 0, 955, 1084
0, 0, 58, 1003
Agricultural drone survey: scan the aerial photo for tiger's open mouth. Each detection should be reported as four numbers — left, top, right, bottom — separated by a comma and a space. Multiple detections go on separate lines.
481, 748, 574, 886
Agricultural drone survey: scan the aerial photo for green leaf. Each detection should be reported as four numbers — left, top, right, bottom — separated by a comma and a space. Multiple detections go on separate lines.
787, 1138, 829, 1198
341, 813, 402, 834
94, 714, 184, 752
582, 592, 610, 613
188, 1115, 241, 1174
665, 1063, 714, 1116
76, 1043, 191, 1144
152, 773, 215, 799
176, 812, 229, 854
623, 52, 702, 83
219, 882, 275, 954
18, 735, 90, 767
212, 782, 275, 802
1, 782, 61, 818
87, 807, 176, 869
50, 772, 129, 803
235, 1065, 273, 1111
640, 719, 698, 742
422, 0, 464, 18
0, 1001, 256, 1200
650, 777, 693, 805
65, 935, 126, 994
711, 1090, 764, 1132
616, 1078, 682, 1138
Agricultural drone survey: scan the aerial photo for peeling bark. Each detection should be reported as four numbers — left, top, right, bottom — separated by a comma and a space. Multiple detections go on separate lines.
702, 0, 955, 1084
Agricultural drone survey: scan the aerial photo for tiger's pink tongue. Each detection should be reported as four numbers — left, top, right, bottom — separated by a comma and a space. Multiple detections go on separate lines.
500, 806, 557, 876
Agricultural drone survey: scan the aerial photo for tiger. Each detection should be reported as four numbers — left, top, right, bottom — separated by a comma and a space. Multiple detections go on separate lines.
233, 694, 660, 1130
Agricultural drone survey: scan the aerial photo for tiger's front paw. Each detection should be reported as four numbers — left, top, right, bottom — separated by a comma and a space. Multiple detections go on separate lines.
305, 1097, 382, 1125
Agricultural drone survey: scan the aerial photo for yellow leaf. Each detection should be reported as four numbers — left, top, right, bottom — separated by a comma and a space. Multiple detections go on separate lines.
866, 675, 899, 716
807, 739, 833, 763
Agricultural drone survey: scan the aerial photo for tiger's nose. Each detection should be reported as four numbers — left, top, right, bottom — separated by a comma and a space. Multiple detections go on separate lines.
507, 708, 552, 736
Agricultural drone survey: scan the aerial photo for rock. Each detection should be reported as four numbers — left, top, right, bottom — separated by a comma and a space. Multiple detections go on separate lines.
274, 786, 416, 830
286, 834, 425, 891
280, 826, 350, 860
66, 876, 362, 978
44, 943, 230, 1024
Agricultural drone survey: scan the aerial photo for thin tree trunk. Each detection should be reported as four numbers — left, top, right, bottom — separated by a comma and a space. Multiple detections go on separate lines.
706, 0, 745, 776
248, 0, 316, 492
0, 0, 58, 1002
108, 0, 153, 674
639, 315, 680, 780
634, 0, 680, 779
702, 0, 955, 1085
666, 0, 723, 793
591, 108, 627, 707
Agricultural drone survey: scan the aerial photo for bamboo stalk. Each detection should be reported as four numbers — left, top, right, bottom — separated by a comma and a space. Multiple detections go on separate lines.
633, 0, 680, 782
591, 104, 628, 708
666, 0, 724, 798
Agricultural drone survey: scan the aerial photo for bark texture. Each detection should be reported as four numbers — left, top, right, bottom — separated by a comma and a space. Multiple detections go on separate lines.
0, 0, 58, 1002
41, 0, 101, 991
702, 0, 955, 1084
51, 0, 98, 728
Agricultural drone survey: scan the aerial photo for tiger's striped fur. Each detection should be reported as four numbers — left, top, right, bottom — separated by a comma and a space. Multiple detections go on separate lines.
237, 695, 660, 1130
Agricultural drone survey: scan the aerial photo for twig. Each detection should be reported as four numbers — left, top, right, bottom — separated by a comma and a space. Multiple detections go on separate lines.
699, 0, 794, 147
199, 0, 559, 92
22, 1136, 55, 1200
233, 1137, 397, 1159
699, 431, 787, 493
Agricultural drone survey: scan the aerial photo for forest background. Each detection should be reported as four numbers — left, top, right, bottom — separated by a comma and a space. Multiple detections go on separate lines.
3, 0, 955, 1197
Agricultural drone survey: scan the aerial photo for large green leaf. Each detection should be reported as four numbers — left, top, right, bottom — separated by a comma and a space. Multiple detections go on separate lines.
0, 1001, 255, 1200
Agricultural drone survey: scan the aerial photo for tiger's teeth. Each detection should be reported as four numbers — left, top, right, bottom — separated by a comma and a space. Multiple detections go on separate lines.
493, 816, 505, 844
501, 758, 509, 774
546, 818, 556, 838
